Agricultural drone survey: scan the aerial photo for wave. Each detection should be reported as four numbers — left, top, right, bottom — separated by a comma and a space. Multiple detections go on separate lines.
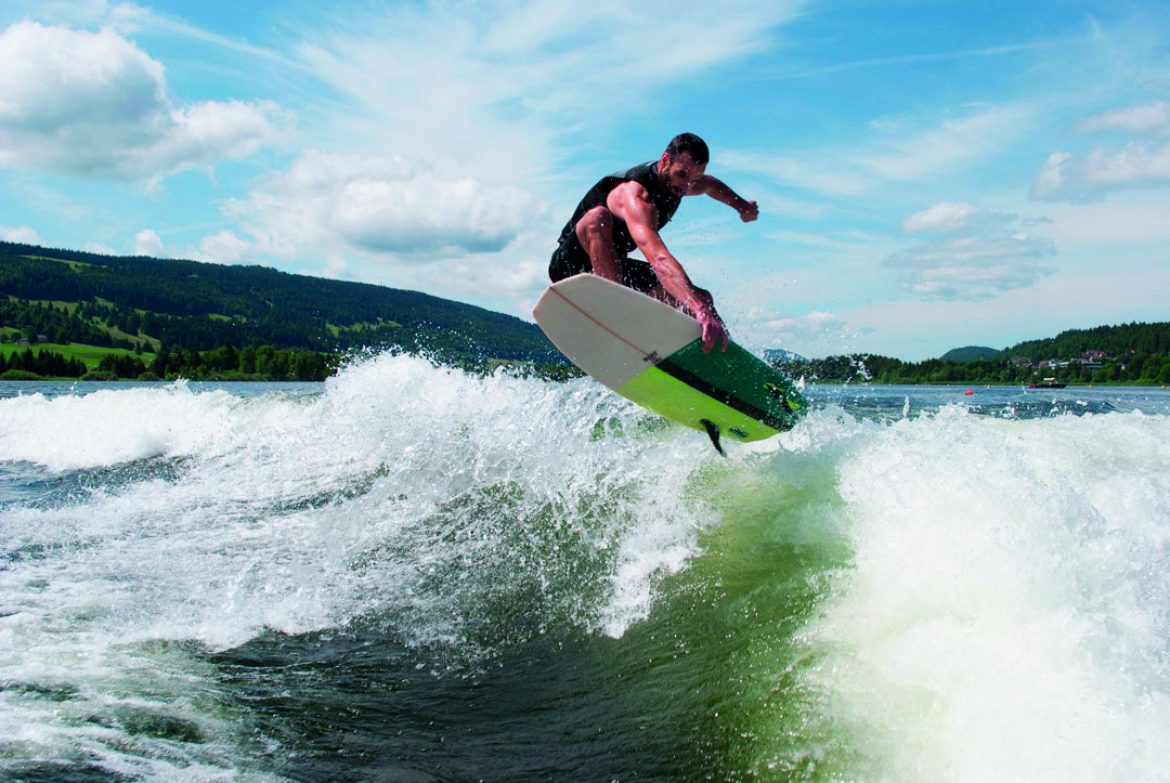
1, 354, 1168, 781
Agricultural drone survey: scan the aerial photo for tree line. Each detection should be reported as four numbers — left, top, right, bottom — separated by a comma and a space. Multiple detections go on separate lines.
777, 351, 1170, 386
0, 344, 339, 381
0, 348, 89, 379
1004, 321, 1170, 360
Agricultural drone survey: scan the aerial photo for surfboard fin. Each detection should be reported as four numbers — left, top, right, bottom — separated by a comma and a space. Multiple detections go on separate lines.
700, 419, 726, 457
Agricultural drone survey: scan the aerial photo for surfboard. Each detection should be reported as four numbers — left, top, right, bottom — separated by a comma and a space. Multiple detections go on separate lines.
532, 273, 807, 452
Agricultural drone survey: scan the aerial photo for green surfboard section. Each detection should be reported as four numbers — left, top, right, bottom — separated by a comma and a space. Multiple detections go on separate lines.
615, 339, 806, 443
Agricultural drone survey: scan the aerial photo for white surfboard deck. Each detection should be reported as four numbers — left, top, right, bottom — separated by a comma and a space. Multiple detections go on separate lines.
533, 274, 699, 389
533, 274, 806, 447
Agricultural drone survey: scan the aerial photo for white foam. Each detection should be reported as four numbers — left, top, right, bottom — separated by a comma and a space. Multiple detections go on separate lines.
0, 353, 721, 725
0, 381, 243, 471
1, 354, 737, 775
807, 405, 1170, 782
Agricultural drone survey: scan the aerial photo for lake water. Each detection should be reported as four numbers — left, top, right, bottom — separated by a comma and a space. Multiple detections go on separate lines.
2, 356, 1168, 781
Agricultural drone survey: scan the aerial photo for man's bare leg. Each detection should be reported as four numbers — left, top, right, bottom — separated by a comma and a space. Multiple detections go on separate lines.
577, 206, 722, 334
575, 206, 623, 283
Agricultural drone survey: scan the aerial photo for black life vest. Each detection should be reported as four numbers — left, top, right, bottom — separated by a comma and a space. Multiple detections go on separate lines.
556, 160, 683, 255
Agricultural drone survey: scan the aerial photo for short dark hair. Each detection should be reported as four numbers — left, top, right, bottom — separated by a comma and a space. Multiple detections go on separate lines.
666, 133, 709, 165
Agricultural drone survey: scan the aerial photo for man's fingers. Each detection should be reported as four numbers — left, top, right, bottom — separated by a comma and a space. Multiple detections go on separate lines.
700, 320, 729, 353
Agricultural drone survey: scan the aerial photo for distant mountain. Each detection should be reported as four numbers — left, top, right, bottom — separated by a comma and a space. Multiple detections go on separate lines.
0, 241, 564, 368
939, 345, 999, 362
764, 347, 806, 363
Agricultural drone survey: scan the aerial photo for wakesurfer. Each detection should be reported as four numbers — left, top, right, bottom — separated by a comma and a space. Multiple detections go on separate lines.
549, 133, 758, 353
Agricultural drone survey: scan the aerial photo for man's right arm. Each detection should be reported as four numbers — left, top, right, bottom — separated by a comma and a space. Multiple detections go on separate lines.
607, 182, 728, 352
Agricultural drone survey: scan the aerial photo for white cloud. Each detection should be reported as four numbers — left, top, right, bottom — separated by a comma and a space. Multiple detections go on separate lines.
1041, 191, 1170, 246
729, 104, 1033, 196
901, 202, 981, 233
725, 152, 874, 196
82, 241, 118, 256
1032, 99, 1170, 202
738, 306, 850, 351
321, 256, 350, 280
884, 234, 1057, 301
765, 230, 855, 249
0, 225, 41, 244
859, 105, 1033, 181
1031, 144, 1170, 202
887, 201, 1059, 301
0, 21, 281, 181
198, 0, 804, 310
1077, 100, 1170, 136
197, 230, 252, 265
293, 1, 802, 186
133, 228, 163, 256
900, 201, 1023, 235
227, 150, 540, 262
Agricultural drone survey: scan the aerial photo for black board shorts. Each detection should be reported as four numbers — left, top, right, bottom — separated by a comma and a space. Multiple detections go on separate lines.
548, 240, 660, 294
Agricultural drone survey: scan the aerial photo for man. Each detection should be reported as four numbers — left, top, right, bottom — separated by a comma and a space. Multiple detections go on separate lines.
549, 133, 758, 353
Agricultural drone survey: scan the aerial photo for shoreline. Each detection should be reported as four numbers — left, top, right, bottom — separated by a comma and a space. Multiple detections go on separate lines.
2, 375, 1168, 389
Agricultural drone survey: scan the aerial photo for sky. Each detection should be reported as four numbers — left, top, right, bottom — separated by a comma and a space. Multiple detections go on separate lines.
1, 0, 1168, 361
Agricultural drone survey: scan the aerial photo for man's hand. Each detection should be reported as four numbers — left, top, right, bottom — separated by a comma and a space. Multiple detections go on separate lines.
691, 288, 729, 353
693, 295, 729, 353
737, 199, 759, 223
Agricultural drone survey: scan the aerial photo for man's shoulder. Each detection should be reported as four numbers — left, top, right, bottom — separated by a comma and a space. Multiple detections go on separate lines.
612, 160, 657, 181
608, 178, 652, 201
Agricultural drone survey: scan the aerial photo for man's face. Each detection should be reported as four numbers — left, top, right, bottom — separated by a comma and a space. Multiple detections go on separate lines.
659, 151, 706, 196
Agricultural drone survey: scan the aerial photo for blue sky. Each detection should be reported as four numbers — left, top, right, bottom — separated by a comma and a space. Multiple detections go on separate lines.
1, 1, 1168, 360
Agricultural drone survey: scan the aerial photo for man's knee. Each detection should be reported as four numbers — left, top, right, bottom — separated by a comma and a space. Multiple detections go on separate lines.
575, 206, 613, 247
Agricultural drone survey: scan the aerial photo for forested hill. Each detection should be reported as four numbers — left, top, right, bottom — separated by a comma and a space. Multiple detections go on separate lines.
0, 241, 561, 367
1001, 322, 1170, 360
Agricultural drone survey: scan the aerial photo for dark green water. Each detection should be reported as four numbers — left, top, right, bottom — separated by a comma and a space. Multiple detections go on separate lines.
204, 455, 850, 782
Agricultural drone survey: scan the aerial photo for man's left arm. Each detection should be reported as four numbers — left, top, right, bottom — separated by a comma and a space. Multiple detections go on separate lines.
693, 176, 758, 222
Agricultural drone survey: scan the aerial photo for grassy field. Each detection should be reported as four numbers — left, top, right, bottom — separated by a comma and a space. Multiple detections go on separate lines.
1, 342, 156, 370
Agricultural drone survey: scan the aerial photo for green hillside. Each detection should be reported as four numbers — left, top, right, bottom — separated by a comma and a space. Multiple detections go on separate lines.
1001, 322, 1170, 360
0, 240, 566, 380
775, 321, 1170, 386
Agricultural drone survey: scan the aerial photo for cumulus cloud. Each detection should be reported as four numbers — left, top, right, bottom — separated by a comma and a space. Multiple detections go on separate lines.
900, 201, 1023, 235
197, 230, 252, 265
133, 228, 163, 256
227, 150, 538, 261
1032, 99, 1170, 202
82, 242, 118, 256
901, 202, 981, 233
0, 225, 41, 244
1032, 144, 1170, 202
739, 306, 849, 348
0, 21, 281, 181
887, 203, 1057, 300
884, 234, 1056, 301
